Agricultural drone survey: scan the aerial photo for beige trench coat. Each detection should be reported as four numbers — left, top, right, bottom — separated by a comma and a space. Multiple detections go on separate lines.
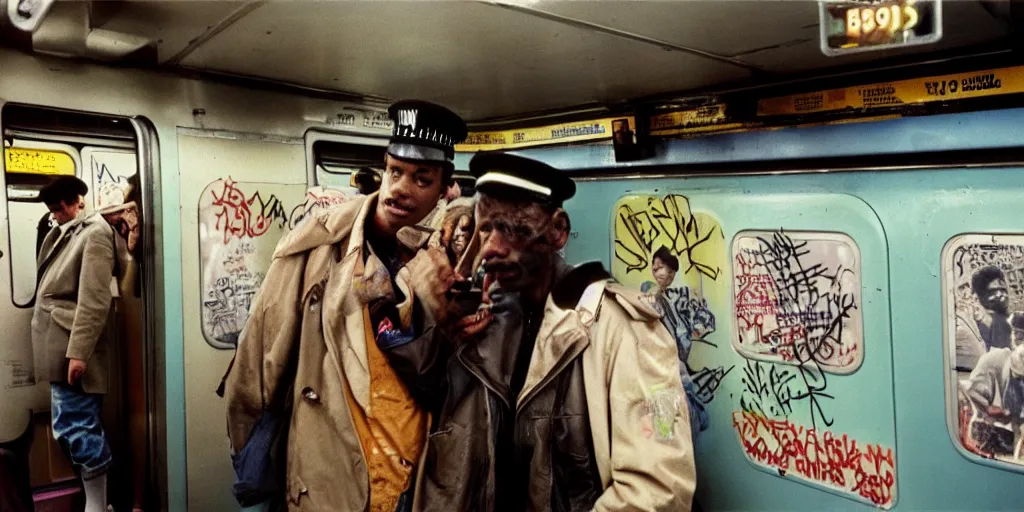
513, 277, 697, 511
32, 212, 117, 394
223, 193, 431, 510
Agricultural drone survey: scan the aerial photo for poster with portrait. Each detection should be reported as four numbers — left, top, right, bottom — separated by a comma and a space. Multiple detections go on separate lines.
944, 234, 1024, 465
611, 193, 732, 437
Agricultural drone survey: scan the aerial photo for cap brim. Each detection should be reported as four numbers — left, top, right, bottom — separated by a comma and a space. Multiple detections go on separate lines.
387, 142, 450, 163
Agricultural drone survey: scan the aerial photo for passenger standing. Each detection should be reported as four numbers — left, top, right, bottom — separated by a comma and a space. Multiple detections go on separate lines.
394, 152, 697, 511
219, 100, 467, 511
32, 176, 117, 512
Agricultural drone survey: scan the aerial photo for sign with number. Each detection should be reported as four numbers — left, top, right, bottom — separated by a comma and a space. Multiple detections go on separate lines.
819, 0, 941, 56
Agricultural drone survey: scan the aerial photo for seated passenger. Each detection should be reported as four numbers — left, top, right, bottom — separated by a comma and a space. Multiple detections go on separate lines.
395, 152, 697, 511
219, 100, 467, 511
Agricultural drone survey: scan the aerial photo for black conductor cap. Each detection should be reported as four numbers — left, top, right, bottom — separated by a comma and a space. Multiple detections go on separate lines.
469, 152, 576, 206
387, 100, 468, 164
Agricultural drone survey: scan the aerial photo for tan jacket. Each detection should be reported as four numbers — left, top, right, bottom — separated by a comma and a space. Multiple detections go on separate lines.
407, 262, 697, 511
223, 193, 431, 510
32, 212, 116, 394
222, 192, 695, 510
529, 276, 696, 511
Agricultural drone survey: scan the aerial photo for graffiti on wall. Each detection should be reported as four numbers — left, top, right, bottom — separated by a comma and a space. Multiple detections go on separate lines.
732, 410, 896, 509
733, 230, 863, 373
739, 357, 834, 430
945, 234, 1024, 466
86, 149, 137, 209
615, 194, 722, 280
199, 178, 354, 349
612, 194, 732, 437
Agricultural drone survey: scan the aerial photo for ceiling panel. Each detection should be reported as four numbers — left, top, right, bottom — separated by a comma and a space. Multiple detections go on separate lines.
178, 1, 750, 120
519, 0, 820, 58
95, 0, 248, 62
511, 0, 1009, 66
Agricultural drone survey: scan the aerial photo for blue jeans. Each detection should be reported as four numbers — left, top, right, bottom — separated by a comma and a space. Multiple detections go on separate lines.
50, 382, 111, 479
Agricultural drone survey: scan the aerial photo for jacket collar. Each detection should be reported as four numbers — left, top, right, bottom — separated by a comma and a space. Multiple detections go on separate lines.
38, 212, 97, 276
517, 259, 612, 405
272, 193, 373, 259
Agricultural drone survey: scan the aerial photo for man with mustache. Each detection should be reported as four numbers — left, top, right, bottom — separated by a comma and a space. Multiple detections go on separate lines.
219, 100, 467, 511
398, 152, 696, 511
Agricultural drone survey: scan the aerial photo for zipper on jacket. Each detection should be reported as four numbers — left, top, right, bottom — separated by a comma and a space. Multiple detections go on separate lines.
456, 348, 512, 410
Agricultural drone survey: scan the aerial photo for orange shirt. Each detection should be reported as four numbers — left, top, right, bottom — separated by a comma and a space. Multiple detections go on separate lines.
345, 307, 428, 512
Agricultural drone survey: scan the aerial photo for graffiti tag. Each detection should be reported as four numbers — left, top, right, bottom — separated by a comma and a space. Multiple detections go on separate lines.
732, 411, 896, 509
615, 194, 721, 280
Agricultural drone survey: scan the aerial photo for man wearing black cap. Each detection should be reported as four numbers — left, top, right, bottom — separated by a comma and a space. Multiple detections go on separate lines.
32, 176, 117, 512
220, 100, 468, 511
392, 152, 696, 511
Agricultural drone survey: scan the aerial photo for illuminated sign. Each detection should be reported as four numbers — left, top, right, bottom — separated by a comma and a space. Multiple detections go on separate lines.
3, 147, 76, 176
820, 0, 941, 56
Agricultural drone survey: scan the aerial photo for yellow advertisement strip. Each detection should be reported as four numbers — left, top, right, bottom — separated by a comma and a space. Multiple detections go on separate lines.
652, 123, 751, 138
758, 66, 1024, 117
4, 147, 76, 176
456, 117, 634, 152
649, 104, 728, 135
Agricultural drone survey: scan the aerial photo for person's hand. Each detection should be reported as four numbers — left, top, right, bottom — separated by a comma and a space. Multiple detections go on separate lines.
404, 243, 462, 324
68, 358, 87, 385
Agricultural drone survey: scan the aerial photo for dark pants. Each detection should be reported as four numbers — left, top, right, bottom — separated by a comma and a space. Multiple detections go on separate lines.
0, 420, 34, 512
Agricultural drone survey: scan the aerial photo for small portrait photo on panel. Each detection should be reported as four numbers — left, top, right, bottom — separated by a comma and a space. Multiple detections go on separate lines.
945, 235, 1024, 465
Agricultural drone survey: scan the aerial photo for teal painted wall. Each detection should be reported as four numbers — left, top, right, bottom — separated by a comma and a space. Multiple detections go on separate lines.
554, 166, 1024, 510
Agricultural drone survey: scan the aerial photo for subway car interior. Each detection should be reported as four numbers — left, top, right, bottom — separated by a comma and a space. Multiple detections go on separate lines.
2, 0, 1024, 510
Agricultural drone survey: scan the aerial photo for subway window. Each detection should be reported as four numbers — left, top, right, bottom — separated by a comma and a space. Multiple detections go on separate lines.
731, 230, 864, 374
944, 234, 1024, 469
307, 131, 475, 196
308, 132, 386, 191
3, 140, 81, 307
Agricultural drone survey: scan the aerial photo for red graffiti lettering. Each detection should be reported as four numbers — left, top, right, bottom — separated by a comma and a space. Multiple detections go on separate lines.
210, 178, 289, 243
732, 411, 896, 508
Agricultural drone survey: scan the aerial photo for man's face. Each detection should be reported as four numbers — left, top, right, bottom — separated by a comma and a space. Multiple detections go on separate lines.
652, 257, 676, 289
374, 155, 444, 236
981, 278, 1010, 314
451, 215, 473, 256
47, 195, 85, 225
476, 195, 560, 292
